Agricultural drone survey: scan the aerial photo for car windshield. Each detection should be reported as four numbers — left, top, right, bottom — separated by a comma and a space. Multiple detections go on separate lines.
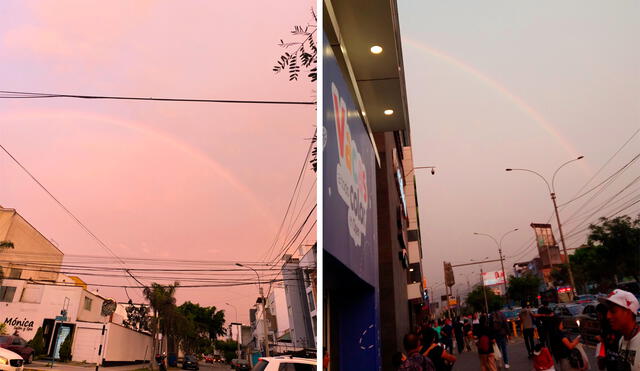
250, 360, 268, 371
185, 356, 196, 361
567, 305, 584, 316
0, 336, 11, 344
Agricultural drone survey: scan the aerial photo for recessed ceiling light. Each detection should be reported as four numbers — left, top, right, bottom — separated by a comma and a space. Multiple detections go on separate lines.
384, 109, 394, 116
370, 45, 383, 54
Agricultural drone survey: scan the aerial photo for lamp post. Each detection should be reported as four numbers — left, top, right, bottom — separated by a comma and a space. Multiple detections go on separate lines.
235, 263, 269, 356
225, 303, 241, 358
473, 229, 519, 301
506, 155, 584, 297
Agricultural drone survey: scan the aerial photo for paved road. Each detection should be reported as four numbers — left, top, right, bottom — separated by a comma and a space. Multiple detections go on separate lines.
451, 337, 597, 370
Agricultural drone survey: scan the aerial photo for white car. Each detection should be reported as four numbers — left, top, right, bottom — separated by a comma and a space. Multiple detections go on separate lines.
251, 356, 316, 371
0, 347, 24, 371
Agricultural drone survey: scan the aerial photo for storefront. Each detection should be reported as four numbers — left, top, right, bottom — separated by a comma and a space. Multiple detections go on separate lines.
323, 32, 381, 370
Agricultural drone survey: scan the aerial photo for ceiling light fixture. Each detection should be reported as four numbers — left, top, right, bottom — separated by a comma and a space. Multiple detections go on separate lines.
370, 45, 383, 54
384, 109, 394, 116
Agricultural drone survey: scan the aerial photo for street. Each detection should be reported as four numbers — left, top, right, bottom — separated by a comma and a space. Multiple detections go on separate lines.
25, 361, 232, 371
451, 337, 597, 370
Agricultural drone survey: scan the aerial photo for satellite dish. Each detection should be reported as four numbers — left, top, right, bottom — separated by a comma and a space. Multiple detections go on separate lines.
101, 299, 117, 316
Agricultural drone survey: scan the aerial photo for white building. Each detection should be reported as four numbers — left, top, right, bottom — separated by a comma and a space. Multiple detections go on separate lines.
0, 207, 152, 365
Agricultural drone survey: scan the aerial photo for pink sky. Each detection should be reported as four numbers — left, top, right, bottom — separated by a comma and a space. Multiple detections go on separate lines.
0, 1, 316, 324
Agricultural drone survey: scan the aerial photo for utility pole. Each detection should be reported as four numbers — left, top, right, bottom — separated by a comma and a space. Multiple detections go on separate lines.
480, 268, 489, 314
260, 287, 270, 357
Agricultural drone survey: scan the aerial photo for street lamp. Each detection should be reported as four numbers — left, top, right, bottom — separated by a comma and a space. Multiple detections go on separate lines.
235, 263, 269, 356
506, 155, 584, 297
473, 229, 519, 301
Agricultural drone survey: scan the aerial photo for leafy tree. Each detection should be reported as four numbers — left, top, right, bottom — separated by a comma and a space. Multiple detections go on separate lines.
563, 215, 640, 293
273, 9, 317, 82
0, 323, 7, 335
586, 215, 639, 283
466, 285, 502, 313
175, 302, 226, 355
27, 327, 45, 356
507, 274, 542, 305
143, 282, 180, 369
59, 333, 73, 362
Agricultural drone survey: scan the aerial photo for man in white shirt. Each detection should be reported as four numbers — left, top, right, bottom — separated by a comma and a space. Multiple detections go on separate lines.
600, 289, 640, 370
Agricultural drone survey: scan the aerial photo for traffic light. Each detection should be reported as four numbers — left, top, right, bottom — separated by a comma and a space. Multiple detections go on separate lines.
443, 262, 455, 287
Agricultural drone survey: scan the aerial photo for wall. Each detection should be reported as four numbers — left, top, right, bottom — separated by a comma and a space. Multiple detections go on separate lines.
282, 259, 315, 349
102, 323, 152, 364
76, 291, 107, 323
0, 208, 63, 282
268, 287, 289, 339
375, 132, 411, 369
1, 280, 83, 341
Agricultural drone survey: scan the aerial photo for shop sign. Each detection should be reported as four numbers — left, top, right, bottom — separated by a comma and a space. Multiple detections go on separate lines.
4, 317, 35, 332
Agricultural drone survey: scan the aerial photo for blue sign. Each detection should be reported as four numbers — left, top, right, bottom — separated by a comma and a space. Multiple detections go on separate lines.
323, 35, 378, 287
323, 33, 381, 371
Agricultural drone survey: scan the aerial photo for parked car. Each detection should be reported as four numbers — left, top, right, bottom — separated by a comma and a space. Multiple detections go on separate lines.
182, 355, 199, 370
0, 336, 33, 364
251, 356, 317, 371
234, 359, 250, 370
203, 355, 213, 364
0, 347, 24, 371
575, 294, 596, 304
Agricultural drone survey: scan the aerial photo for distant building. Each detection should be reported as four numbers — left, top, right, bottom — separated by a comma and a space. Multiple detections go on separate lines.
282, 254, 315, 350
0, 206, 63, 282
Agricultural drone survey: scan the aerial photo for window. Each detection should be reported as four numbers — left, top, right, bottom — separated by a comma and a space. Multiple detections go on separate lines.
9, 268, 22, 279
278, 363, 315, 371
84, 297, 93, 310
0, 286, 16, 302
307, 291, 315, 312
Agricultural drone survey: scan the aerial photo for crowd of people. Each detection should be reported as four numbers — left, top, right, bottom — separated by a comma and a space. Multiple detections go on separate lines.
393, 289, 640, 371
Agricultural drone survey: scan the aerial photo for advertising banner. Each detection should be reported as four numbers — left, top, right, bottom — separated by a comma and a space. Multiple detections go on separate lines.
323, 35, 378, 287
531, 223, 562, 267
482, 270, 506, 286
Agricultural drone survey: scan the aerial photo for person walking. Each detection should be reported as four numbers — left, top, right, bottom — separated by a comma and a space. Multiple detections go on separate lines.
463, 318, 475, 352
475, 315, 498, 371
453, 317, 465, 354
400, 332, 435, 371
520, 303, 536, 358
594, 303, 621, 371
491, 309, 511, 369
537, 301, 554, 348
599, 289, 640, 371
420, 328, 457, 371
440, 319, 454, 353
549, 318, 583, 371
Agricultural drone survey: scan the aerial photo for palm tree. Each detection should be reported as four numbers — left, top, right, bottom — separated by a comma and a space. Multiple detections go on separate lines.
143, 282, 179, 370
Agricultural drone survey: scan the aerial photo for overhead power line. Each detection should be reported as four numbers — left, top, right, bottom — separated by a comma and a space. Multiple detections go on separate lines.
0, 142, 146, 288
0, 90, 315, 106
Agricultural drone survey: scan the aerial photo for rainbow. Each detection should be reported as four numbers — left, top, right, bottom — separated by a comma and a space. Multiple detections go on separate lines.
0, 110, 277, 227
403, 38, 591, 174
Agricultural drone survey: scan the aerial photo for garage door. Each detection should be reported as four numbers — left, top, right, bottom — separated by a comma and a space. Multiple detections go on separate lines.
72, 327, 102, 364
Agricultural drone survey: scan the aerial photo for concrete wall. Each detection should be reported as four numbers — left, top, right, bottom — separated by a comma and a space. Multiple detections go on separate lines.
0, 208, 63, 282
282, 259, 315, 349
102, 323, 152, 363
267, 287, 289, 338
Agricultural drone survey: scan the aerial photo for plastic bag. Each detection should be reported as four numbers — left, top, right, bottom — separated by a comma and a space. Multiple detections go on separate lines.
493, 343, 502, 361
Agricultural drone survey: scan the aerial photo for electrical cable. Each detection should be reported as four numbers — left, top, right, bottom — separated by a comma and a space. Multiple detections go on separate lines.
0, 90, 315, 106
